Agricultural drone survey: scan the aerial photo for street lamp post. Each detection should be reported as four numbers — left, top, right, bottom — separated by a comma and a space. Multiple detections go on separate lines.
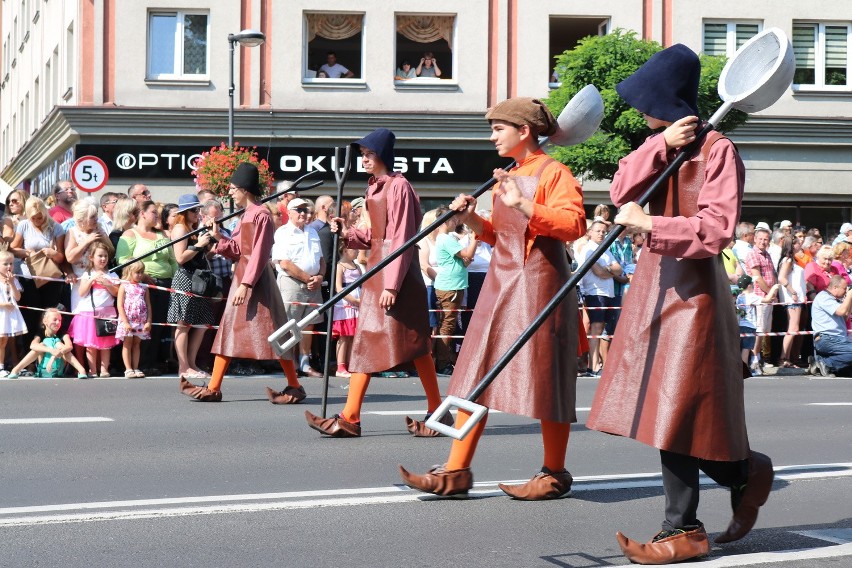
228, 29, 266, 148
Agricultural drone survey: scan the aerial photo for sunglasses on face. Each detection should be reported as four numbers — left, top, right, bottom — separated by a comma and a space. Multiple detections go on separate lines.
293, 207, 309, 214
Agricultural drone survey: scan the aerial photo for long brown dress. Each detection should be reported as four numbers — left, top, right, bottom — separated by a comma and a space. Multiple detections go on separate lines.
346, 173, 431, 374
211, 202, 293, 360
587, 131, 749, 462
447, 157, 581, 422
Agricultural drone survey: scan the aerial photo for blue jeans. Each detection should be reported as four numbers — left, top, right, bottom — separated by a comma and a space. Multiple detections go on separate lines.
813, 333, 852, 374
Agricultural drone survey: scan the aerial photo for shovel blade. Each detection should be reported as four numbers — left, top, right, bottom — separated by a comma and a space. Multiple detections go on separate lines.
425, 396, 489, 440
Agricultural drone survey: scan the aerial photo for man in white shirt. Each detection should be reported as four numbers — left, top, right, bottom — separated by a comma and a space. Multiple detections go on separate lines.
578, 220, 622, 376
732, 221, 754, 263
98, 192, 119, 234
272, 198, 326, 377
319, 51, 355, 79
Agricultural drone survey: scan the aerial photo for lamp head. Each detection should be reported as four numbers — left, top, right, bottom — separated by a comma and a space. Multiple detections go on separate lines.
229, 29, 266, 47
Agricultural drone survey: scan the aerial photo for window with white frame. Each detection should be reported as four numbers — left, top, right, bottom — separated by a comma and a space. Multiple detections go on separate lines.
147, 11, 209, 80
703, 21, 760, 57
303, 13, 363, 81
394, 15, 455, 83
793, 22, 850, 89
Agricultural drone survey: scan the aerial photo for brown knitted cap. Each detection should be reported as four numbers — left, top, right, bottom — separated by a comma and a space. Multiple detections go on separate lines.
485, 97, 557, 136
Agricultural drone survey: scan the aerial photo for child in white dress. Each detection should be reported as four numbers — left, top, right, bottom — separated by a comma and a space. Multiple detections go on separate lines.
0, 250, 27, 377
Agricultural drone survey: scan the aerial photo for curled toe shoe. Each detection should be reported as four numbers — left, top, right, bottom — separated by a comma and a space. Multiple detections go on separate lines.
617, 525, 710, 565
266, 385, 306, 405
404, 412, 454, 437
179, 377, 222, 402
715, 451, 774, 543
498, 468, 573, 500
398, 464, 473, 497
304, 410, 361, 437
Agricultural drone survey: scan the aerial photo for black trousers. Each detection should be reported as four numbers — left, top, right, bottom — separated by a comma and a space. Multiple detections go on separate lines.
660, 449, 748, 531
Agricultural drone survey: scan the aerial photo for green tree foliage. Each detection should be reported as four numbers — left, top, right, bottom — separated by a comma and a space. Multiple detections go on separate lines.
544, 29, 748, 181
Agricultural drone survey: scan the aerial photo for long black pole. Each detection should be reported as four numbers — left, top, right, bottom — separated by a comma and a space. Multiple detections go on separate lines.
113, 170, 323, 274
321, 146, 353, 418
304, 161, 515, 321
463, 124, 715, 403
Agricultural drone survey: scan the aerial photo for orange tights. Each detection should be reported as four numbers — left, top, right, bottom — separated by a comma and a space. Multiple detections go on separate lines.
207, 355, 300, 392
445, 413, 570, 472
340, 354, 442, 423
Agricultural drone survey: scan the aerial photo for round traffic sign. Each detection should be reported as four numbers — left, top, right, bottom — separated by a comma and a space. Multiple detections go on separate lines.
71, 155, 109, 193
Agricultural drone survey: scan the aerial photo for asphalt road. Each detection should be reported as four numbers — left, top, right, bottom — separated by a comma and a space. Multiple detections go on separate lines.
0, 372, 850, 567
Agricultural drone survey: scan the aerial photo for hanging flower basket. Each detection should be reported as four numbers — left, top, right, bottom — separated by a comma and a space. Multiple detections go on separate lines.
192, 143, 275, 198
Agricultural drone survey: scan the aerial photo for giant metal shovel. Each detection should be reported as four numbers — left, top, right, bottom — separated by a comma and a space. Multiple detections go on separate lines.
426, 28, 796, 440
268, 85, 605, 357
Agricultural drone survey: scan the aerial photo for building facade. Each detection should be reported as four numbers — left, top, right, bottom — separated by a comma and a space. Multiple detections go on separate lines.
1, 1, 851, 230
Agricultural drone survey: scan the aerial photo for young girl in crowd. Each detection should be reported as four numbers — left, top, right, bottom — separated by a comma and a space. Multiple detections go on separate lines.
116, 261, 152, 378
68, 242, 120, 377
0, 250, 27, 377
7, 308, 88, 378
332, 245, 363, 378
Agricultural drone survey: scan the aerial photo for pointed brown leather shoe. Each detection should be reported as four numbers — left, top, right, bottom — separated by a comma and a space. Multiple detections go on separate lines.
498, 468, 573, 500
179, 377, 222, 402
266, 385, 306, 404
398, 464, 473, 497
404, 412, 454, 437
617, 525, 710, 564
715, 451, 774, 543
304, 410, 361, 437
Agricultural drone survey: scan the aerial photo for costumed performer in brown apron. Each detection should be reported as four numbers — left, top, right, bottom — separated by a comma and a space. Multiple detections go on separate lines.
585, 45, 774, 564
180, 162, 304, 404
400, 97, 586, 499
304, 128, 445, 437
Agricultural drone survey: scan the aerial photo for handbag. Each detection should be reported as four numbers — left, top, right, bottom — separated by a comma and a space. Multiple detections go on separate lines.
191, 258, 222, 298
89, 276, 118, 337
25, 250, 65, 288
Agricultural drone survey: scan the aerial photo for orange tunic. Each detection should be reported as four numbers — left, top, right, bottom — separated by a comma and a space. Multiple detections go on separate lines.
477, 150, 586, 260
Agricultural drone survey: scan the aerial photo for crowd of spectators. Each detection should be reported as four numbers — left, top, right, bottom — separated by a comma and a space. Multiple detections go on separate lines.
2, 184, 849, 380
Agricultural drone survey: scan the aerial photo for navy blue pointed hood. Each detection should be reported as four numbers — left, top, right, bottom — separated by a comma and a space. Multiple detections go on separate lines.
616, 44, 701, 122
354, 128, 395, 172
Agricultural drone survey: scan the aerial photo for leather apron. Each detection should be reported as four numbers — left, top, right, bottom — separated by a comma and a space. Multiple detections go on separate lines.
448, 160, 578, 422
587, 132, 750, 461
212, 219, 292, 360
348, 185, 431, 374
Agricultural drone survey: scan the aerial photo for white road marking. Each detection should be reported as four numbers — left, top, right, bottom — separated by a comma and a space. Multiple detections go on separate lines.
698, 544, 852, 566
0, 417, 113, 425
808, 402, 852, 406
796, 528, 852, 545
1, 462, 849, 527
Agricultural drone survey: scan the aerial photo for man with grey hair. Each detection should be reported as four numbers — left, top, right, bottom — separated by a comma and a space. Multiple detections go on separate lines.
127, 183, 151, 204
48, 180, 77, 224
810, 274, 852, 376
768, 229, 785, 268
802, 235, 819, 263
732, 221, 754, 263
